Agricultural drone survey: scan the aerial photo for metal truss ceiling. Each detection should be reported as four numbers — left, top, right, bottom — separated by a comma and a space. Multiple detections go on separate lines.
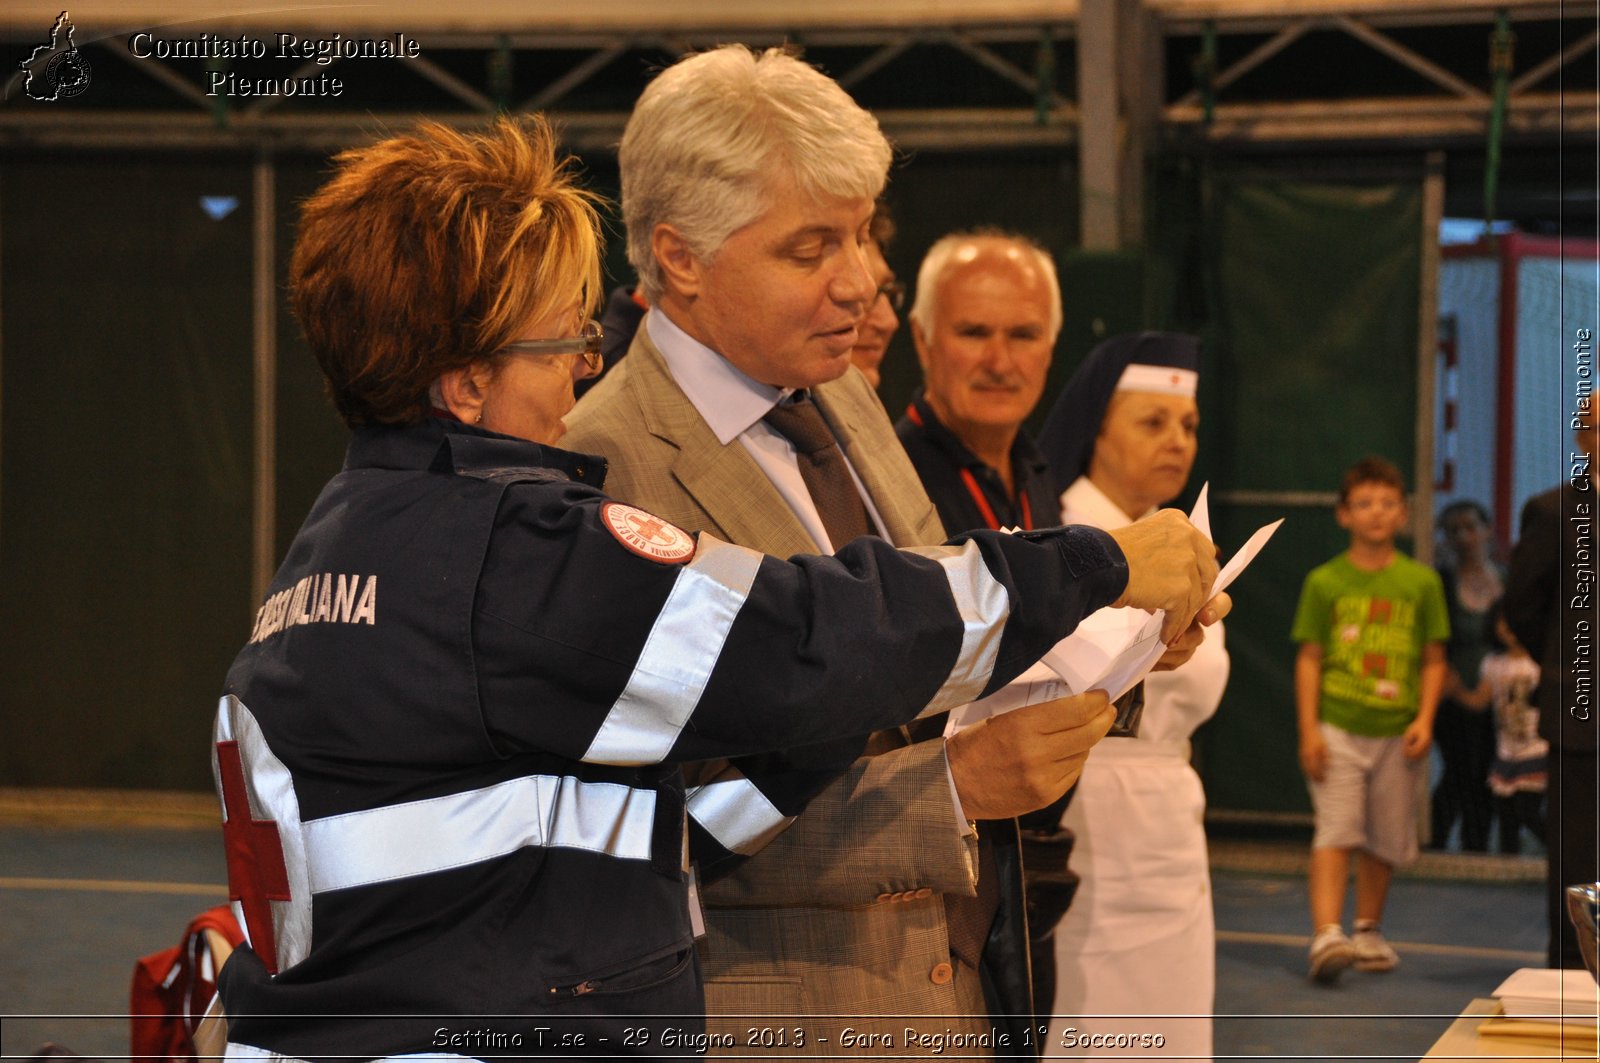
0, 1, 1591, 152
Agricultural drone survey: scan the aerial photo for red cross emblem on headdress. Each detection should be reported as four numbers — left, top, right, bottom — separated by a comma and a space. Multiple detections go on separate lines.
216, 740, 290, 974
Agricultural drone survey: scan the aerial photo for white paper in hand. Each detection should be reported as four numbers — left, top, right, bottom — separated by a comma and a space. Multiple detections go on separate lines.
944, 660, 1068, 734
1190, 481, 1212, 539
1211, 516, 1284, 598
1039, 607, 1164, 703
1188, 480, 1285, 600
949, 484, 1282, 728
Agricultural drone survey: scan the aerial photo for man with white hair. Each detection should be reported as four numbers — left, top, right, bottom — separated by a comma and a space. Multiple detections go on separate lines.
895, 230, 1078, 1016
896, 230, 1062, 539
565, 45, 1221, 1054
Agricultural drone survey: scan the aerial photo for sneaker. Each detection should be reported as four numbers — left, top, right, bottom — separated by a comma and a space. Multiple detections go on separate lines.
1308, 924, 1356, 983
1352, 924, 1400, 972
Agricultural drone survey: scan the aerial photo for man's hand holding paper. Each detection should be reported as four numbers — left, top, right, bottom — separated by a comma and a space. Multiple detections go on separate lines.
947, 691, 1115, 820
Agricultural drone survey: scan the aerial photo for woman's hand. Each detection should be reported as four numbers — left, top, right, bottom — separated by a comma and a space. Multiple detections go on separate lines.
1154, 591, 1231, 671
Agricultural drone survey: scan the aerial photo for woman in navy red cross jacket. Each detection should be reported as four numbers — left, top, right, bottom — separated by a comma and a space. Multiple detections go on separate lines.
206, 116, 1226, 1060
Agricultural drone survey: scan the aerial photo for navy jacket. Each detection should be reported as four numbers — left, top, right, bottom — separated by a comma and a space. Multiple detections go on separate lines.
213, 417, 1127, 1060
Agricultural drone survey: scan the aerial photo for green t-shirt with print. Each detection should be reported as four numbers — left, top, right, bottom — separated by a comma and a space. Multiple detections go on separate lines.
1290, 551, 1451, 737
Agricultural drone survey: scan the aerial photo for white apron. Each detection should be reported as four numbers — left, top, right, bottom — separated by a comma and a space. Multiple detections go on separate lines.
1046, 478, 1230, 1062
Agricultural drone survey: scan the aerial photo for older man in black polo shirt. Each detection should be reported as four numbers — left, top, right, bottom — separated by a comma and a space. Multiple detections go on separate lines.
896, 230, 1060, 538
894, 228, 1073, 1013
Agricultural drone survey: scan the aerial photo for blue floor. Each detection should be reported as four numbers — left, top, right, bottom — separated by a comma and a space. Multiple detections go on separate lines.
0, 824, 1552, 1060
1210, 872, 1544, 1061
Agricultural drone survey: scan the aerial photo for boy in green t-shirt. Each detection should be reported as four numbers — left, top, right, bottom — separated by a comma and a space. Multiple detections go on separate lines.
1291, 456, 1449, 983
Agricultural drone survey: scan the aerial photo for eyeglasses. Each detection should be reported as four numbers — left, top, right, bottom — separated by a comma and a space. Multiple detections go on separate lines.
875, 281, 906, 312
498, 319, 604, 374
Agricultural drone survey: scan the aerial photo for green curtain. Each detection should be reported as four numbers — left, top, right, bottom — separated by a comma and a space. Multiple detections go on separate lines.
1190, 168, 1423, 814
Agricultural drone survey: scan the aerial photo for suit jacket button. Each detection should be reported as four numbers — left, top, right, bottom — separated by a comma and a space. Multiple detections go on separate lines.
930, 961, 954, 985
876, 892, 894, 904
914, 887, 933, 899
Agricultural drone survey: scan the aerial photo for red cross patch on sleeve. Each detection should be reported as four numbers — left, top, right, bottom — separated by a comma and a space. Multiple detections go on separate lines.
216, 740, 290, 974
602, 502, 696, 564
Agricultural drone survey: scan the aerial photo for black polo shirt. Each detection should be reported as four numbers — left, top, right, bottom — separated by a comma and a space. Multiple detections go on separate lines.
894, 389, 1059, 534
894, 391, 1074, 837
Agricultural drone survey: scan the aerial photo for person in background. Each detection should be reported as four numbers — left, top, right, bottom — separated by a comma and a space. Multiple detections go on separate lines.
1292, 456, 1449, 984
1503, 412, 1600, 969
848, 203, 903, 390
892, 228, 1078, 1019
1469, 609, 1547, 854
895, 229, 1060, 537
1037, 332, 1229, 1061
1428, 499, 1502, 852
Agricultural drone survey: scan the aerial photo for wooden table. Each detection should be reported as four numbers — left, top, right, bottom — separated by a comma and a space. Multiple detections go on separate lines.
1423, 998, 1598, 1061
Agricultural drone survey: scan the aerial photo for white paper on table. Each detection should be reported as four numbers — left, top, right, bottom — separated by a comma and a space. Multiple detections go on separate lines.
1493, 968, 1600, 1023
946, 484, 1282, 729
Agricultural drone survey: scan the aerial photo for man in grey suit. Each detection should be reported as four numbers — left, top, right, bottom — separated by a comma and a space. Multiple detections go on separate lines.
565, 44, 1223, 1056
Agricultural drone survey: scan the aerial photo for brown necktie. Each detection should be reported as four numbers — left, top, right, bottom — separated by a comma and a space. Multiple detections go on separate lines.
762, 393, 873, 549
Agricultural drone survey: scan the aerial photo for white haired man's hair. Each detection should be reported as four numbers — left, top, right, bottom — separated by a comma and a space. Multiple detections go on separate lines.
620, 45, 893, 303
909, 229, 1063, 340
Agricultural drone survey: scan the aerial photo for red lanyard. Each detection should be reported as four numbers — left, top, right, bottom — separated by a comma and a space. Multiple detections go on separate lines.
959, 468, 1033, 531
907, 401, 1033, 531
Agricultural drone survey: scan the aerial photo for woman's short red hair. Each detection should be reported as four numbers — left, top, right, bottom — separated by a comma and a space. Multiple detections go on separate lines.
290, 115, 603, 426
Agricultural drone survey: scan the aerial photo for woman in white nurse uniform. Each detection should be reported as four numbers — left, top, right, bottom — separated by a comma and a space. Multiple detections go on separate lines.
1037, 333, 1229, 1062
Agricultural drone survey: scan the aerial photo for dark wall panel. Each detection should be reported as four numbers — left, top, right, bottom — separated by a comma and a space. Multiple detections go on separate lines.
272, 156, 351, 564
1194, 172, 1424, 813
1, 155, 255, 789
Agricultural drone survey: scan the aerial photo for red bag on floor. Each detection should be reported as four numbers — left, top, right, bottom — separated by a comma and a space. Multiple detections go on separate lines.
130, 905, 244, 1062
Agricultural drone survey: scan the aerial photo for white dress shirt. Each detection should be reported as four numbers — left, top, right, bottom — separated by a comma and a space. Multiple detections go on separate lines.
646, 308, 889, 553
648, 307, 970, 827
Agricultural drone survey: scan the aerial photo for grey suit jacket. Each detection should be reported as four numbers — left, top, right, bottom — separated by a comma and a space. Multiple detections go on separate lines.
564, 325, 997, 1048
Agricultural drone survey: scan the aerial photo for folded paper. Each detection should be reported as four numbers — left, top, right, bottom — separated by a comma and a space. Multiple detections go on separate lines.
948, 484, 1281, 732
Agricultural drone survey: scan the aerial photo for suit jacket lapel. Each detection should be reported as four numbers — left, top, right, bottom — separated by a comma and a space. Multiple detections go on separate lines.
627, 332, 822, 556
